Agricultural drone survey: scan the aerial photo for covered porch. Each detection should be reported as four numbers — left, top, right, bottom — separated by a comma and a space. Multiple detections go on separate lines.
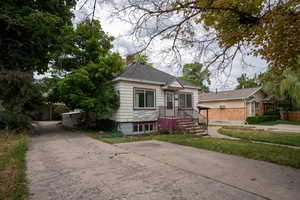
157, 105, 210, 134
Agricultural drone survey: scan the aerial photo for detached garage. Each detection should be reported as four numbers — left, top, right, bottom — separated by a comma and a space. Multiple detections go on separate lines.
199, 87, 269, 123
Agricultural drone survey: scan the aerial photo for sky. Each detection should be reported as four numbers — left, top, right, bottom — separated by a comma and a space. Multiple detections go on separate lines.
37, 0, 268, 92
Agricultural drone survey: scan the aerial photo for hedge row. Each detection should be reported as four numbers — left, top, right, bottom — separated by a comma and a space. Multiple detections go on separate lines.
246, 113, 280, 124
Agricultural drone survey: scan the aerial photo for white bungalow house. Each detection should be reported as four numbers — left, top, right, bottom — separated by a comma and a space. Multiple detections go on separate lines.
111, 62, 208, 135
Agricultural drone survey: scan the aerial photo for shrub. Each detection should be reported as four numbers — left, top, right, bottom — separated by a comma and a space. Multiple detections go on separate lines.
174, 127, 185, 134
95, 119, 118, 132
247, 113, 281, 124
0, 111, 31, 131
112, 131, 124, 137
160, 128, 170, 135
246, 115, 264, 124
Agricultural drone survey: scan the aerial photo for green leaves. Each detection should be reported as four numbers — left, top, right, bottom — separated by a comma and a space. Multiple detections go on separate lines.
133, 54, 153, 66
279, 68, 300, 105
54, 19, 123, 117
0, 70, 44, 129
0, 1, 76, 129
57, 59, 121, 116
53, 20, 114, 71
235, 73, 259, 89
262, 56, 300, 107
181, 62, 211, 92
0, 1, 76, 73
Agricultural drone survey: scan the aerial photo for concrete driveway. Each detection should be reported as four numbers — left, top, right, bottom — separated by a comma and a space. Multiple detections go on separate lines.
27, 122, 300, 200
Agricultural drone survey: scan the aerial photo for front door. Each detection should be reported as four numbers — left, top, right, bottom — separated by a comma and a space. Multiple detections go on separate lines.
165, 91, 174, 117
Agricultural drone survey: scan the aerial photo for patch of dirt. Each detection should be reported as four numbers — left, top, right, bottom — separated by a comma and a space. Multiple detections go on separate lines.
0, 164, 16, 198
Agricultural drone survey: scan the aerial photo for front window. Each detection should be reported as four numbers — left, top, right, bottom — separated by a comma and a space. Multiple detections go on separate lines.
251, 102, 260, 115
179, 93, 193, 108
134, 88, 155, 108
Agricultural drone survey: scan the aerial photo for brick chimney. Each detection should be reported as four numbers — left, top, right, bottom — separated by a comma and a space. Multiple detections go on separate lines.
126, 54, 135, 65
126, 52, 139, 65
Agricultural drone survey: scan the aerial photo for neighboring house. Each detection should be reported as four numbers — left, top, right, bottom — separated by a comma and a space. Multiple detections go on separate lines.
198, 87, 273, 123
111, 62, 208, 135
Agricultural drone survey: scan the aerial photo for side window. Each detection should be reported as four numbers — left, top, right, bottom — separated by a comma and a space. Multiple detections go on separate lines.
186, 94, 192, 108
179, 94, 185, 108
179, 93, 193, 108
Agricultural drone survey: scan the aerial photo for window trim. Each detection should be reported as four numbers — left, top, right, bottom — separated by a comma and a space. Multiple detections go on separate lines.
133, 87, 156, 110
178, 92, 193, 109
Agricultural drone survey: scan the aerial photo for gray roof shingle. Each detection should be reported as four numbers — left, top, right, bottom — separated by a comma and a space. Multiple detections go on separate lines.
116, 62, 198, 88
199, 87, 261, 102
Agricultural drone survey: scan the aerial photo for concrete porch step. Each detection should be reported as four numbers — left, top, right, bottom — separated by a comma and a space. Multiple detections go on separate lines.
176, 118, 193, 122
176, 122, 195, 126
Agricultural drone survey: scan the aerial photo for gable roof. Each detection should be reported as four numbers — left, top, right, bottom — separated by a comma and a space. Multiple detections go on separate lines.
199, 87, 262, 102
114, 62, 198, 88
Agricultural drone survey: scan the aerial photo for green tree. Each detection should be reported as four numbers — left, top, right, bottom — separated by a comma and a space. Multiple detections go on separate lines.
57, 55, 122, 117
0, 0, 76, 73
279, 69, 300, 106
53, 20, 114, 72
55, 20, 124, 125
181, 62, 210, 92
262, 57, 300, 107
235, 73, 259, 89
0, 0, 76, 129
0, 71, 44, 130
133, 54, 153, 66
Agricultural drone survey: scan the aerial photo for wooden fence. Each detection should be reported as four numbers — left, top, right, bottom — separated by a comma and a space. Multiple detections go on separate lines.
283, 111, 300, 122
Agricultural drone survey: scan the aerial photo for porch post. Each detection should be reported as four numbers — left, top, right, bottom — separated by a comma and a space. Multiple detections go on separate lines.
206, 109, 208, 130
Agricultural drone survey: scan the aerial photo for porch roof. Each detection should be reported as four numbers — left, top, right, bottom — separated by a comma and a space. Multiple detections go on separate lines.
197, 104, 213, 110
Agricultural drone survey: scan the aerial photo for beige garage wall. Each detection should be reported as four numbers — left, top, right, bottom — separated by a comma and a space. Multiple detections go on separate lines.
200, 100, 245, 108
199, 99, 246, 121
201, 108, 246, 121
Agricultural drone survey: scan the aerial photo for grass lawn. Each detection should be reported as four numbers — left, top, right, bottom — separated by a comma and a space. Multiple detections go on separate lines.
94, 133, 300, 168
258, 120, 300, 126
97, 134, 197, 144
0, 131, 28, 200
218, 127, 300, 147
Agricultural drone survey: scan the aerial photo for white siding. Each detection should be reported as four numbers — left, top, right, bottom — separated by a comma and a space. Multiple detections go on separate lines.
178, 88, 199, 109
112, 81, 164, 122
112, 80, 199, 122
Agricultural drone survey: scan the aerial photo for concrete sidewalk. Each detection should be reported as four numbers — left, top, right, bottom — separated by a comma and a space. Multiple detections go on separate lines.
210, 122, 300, 133
208, 126, 300, 149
